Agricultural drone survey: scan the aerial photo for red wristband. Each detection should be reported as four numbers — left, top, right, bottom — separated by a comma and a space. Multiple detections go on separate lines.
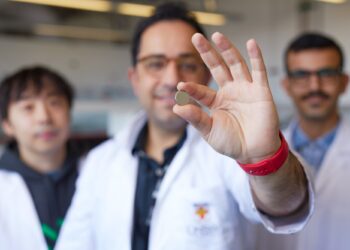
237, 132, 289, 176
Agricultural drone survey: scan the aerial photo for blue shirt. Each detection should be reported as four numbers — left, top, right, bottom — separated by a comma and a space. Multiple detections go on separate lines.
292, 122, 339, 172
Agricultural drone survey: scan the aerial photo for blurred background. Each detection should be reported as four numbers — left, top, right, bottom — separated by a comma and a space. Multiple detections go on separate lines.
0, 0, 349, 143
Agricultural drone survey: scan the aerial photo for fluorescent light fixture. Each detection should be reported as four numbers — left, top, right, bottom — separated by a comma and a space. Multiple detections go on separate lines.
10, 0, 111, 12
116, 3, 154, 17
115, 3, 226, 25
10, 0, 153, 15
11, 0, 226, 26
193, 11, 226, 26
34, 24, 126, 41
315, 0, 347, 3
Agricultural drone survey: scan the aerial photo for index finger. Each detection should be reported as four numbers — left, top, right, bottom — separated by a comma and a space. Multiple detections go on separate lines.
192, 33, 232, 87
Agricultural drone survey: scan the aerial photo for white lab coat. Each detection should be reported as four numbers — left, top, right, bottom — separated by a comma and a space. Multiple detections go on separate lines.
56, 112, 314, 250
252, 118, 350, 250
0, 170, 47, 250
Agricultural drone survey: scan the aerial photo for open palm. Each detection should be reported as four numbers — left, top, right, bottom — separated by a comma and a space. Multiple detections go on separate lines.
173, 32, 281, 164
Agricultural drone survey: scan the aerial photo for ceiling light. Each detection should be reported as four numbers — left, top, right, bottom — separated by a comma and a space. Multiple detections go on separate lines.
116, 3, 154, 17
193, 11, 226, 26
115, 3, 226, 25
11, 0, 226, 26
11, 0, 111, 12
315, 0, 347, 3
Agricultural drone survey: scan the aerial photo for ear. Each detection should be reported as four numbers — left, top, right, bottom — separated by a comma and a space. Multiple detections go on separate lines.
2, 120, 14, 138
128, 67, 140, 97
281, 77, 292, 97
339, 73, 349, 94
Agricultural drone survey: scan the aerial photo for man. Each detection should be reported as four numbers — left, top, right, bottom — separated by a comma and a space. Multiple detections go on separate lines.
0, 66, 83, 250
56, 3, 313, 250
253, 33, 350, 250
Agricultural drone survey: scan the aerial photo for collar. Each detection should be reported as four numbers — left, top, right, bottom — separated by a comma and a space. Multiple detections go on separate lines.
131, 122, 187, 165
0, 141, 80, 182
292, 121, 340, 150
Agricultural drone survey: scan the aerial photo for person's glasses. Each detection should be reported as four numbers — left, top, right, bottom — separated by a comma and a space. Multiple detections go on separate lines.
137, 54, 205, 78
288, 68, 342, 87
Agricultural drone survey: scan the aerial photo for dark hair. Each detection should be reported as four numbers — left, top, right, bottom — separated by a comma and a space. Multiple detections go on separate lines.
0, 65, 75, 121
131, 2, 207, 66
284, 32, 344, 73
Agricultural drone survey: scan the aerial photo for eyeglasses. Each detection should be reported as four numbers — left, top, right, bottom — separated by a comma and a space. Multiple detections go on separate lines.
288, 68, 342, 87
137, 54, 205, 78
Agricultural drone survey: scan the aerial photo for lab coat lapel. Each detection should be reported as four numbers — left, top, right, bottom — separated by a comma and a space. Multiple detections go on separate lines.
316, 120, 350, 188
284, 119, 350, 186
2, 172, 47, 250
104, 150, 137, 250
148, 126, 198, 250
155, 126, 197, 204
283, 121, 317, 178
101, 113, 144, 249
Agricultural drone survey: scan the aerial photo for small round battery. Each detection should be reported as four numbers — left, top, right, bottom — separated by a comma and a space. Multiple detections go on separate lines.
175, 91, 190, 106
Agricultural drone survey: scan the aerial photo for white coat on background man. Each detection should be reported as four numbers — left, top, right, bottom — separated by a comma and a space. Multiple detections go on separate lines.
251, 32, 350, 250
252, 119, 350, 250
285, 119, 350, 249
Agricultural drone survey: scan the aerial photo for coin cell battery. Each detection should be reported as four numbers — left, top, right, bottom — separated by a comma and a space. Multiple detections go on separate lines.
175, 91, 190, 106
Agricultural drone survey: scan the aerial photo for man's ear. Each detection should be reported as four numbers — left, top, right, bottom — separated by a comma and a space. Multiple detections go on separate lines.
128, 67, 140, 97
340, 73, 349, 94
281, 77, 292, 97
2, 120, 14, 138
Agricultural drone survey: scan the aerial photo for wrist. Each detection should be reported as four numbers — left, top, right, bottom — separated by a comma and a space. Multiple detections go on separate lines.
237, 131, 289, 176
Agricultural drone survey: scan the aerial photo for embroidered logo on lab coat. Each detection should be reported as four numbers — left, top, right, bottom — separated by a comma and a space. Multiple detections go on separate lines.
187, 203, 231, 238
194, 203, 209, 220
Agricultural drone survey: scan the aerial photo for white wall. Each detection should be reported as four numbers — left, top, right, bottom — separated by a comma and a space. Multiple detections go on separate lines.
323, 2, 350, 107
0, 36, 139, 135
